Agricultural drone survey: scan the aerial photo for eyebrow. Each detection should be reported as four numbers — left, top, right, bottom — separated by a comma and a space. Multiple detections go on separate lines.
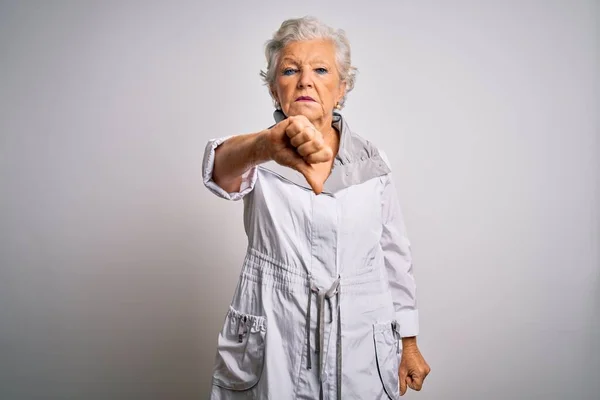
279, 58, 297, 66
279, 57, 332, 66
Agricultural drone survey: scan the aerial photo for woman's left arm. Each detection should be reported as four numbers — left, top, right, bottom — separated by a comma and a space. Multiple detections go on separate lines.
380, 171, 431, 395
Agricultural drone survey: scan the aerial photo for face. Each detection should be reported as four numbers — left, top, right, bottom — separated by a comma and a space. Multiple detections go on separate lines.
271, 39, 346, 124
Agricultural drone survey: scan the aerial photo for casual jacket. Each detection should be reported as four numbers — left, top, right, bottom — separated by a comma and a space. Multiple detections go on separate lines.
202, 110, 419, 399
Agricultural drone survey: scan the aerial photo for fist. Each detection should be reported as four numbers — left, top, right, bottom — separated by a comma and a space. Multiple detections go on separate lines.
399, 344, 430, 396
266, 115, 333, 194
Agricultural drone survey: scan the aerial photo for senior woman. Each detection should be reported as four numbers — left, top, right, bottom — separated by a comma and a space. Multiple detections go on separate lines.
203, 16, 430, 399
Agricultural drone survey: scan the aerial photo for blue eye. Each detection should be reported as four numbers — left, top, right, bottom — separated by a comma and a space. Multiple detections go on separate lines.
315, 68, 328, 75
283, 68, 297, 76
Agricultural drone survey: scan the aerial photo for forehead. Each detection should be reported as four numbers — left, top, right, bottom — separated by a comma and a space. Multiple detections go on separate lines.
279, 39, 337, 63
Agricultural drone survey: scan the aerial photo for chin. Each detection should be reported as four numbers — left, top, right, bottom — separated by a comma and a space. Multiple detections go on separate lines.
285, 105, 322, 120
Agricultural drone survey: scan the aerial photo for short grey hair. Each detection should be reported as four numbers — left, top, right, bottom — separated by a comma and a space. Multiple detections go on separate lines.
260, 16, 357, 109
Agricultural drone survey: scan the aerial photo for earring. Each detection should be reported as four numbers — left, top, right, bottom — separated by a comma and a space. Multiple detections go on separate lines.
335, 102, 341, 110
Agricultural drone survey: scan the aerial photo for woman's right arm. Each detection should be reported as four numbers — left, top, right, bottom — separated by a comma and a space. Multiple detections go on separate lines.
212, 131, 272, 193
204, 115, 331, 198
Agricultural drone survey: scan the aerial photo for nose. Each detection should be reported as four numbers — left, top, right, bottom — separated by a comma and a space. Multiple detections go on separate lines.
297, 68, 313, 89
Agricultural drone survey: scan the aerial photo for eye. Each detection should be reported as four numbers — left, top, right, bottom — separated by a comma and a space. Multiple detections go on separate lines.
315, 67, 328, 75
282, 68, 297, 76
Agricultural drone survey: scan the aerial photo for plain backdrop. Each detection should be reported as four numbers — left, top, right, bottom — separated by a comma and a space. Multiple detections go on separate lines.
1, 1, 598, 399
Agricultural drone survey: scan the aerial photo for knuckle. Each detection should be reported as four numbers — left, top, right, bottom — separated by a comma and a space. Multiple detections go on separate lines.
289, 119, 300, 129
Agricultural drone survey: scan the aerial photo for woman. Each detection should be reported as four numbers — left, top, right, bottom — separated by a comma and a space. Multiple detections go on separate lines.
203, 16, 430, 399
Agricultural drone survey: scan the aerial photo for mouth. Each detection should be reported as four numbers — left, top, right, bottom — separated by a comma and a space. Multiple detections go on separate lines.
295, 96, 316, 102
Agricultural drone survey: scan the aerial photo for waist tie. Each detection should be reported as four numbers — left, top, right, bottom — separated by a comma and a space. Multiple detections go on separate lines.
305, 276, 342, 400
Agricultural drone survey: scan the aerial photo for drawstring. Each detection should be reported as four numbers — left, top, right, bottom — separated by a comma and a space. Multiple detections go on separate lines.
305, 276, 342, 399
306, 286, 313, 370
336, 295, 342, 400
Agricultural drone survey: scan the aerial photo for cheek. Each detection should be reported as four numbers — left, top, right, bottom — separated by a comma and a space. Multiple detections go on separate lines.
321, 79, 340, 100
277, 83, 295, 102
329, 82, 342, 98
320, 87, 335, 105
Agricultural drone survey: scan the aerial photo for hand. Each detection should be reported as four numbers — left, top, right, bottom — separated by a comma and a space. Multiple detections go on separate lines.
399, 339, 430, 396
266, 115, 333, 194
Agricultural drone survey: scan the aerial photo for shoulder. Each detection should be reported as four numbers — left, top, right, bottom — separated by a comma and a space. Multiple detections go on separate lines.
342, 127, 393, 172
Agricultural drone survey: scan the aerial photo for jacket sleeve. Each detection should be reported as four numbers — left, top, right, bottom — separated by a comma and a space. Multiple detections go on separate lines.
379, 165, 419, 338
202, 136, 258, 201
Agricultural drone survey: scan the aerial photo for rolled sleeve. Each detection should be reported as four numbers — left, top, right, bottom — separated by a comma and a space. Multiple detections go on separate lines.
380, 171, 419, 338
202, 136, 258, 201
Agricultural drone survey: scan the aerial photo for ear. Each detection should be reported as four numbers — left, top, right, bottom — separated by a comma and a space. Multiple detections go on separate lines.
337, 81, 347, 105
269, 84, 279, 103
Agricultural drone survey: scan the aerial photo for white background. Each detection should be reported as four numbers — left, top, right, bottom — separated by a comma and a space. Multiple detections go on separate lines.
0, 1, 598, 399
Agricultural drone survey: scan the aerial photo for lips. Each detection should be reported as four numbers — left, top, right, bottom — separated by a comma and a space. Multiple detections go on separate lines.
295, 96, 315, 102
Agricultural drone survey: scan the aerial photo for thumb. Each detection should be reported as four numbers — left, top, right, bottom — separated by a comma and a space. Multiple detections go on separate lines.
269, 118, 291, 138
294, 163, 324, 195
399, 367, 408, 396
305, 173, 324, 195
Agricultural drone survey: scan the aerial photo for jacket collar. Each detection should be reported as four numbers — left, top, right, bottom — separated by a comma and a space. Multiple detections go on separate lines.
263, 110, 390, 195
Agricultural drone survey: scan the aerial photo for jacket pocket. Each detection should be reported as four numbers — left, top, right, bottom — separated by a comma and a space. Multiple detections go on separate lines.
212, 306, 267, 391
373, 321, 401, 400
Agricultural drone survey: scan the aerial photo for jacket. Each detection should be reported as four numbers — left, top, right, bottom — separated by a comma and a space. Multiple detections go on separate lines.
202, 110, 419, 399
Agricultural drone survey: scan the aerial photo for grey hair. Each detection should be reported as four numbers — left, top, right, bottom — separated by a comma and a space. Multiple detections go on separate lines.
260, 16, 357, 109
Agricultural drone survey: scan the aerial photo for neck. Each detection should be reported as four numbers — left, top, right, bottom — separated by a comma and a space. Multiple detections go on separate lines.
311, 114, 340, 156
311, 114, 334, 137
